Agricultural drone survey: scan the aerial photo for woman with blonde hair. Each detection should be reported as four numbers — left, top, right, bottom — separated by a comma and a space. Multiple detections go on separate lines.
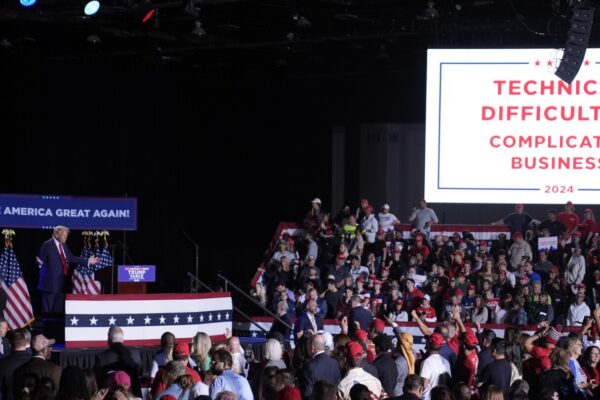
537, 348, 576, 398
190, 332, 212, 373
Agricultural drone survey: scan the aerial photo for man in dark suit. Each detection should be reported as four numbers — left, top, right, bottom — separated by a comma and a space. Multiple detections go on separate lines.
0, 328, 32, 400
269, 300, 292, 339
293, 299, 324, 343
349, 295, 373, 334
13, 334, 61, 396
36, 225, 100, 314
0, 318, 9, 360
93, 326, 142, 396
300, 333, 341, 399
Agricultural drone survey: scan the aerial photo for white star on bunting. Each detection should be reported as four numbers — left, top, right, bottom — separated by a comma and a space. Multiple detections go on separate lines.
217, 313, 222, 321
173, 315, 180, 324
208, 313, 213, 321
108, 316, 116, 326
144, 316, 151, 325
199, 314, 204, 322
187, 315, 194, 323
70, 316, 79, 326
126, 316, 135, 325
89, 316, 98, 326
159, 315, 166, 324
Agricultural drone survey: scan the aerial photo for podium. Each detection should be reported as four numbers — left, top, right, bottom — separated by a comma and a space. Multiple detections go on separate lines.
117, 265, 155, 294
118, 282, 147, 294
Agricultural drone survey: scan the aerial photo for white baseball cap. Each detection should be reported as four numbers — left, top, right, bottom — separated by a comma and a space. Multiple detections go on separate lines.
311, 198, 322, 204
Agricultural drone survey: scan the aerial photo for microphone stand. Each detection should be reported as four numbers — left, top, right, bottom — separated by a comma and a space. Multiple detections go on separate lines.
183, 231, 199, 293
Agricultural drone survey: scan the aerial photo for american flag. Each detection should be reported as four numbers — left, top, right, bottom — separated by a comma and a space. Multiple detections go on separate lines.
0, 246, 34, 329
72, 247, 112, 295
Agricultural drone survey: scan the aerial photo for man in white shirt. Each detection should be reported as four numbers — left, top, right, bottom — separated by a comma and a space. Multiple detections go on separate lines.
338, 341, 385, 400
227, 336, 247, 377
378, 204, 399, 233
362, 206, 379, 244
568, 291, 591, 327
420, 333, 451, 400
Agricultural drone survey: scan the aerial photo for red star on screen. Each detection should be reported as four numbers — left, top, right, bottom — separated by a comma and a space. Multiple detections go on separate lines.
535, 60, 541, 66
547, 60, 553, 66
584, 59, 591, 66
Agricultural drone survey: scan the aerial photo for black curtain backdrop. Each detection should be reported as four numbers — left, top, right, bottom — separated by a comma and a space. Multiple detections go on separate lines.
2, 56, 424, 302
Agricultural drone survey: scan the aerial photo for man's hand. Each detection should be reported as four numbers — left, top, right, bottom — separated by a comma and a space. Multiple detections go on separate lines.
35, 257, 43, 268
383, 315, 394, 326
594, 306, 600, 318
88, 256, 100, 265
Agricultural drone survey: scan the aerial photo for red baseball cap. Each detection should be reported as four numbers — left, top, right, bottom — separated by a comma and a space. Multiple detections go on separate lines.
454, 288, 464, 296
371, 318, 386, 332
429, 333, 444, 349
464, 330, 478, 347
173, 342, 190, 357
515, 203, 524, 210
355, 330, 368, 342
347, 341, 364, 360
337, 253, 346, 261
396, 298, 404, 306
550, 266, 559, 273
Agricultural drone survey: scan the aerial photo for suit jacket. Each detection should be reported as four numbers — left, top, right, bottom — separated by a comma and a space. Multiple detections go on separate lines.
269, 313, 292, 339
0, 338, 9, 360
0, 350, 32, 400
300, 352, 341, 398
13, 356, 62, 397
349, 306, 374, 334
93, 343, 142, 396
293, 312, 324, 342
373, 352, 398, 396
38, 238, 88, 293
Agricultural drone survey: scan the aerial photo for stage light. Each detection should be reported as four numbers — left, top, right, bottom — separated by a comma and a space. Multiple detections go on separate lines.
83, 0, 100, 15
20, 0, 36, 7
422, 1, 439, 19
191, 21, 206, 36
555, 0, 595, 83
292, 14, 311, 29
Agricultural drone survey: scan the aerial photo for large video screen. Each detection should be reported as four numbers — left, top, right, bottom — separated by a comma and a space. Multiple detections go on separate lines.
425, 48, 600, 204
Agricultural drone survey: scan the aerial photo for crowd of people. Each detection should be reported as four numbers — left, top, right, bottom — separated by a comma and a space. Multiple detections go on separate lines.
247, 198, 600, 400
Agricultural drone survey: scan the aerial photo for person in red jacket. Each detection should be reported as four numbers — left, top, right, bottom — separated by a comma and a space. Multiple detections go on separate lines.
558, 201, 580, 235
415, 295, 437, 322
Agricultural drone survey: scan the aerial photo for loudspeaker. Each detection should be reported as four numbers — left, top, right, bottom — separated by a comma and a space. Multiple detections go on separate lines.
555, 1, 595, 83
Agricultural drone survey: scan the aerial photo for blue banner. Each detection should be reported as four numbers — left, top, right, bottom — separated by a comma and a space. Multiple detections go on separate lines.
0, 193, 137, 230
118, 265, 156, 282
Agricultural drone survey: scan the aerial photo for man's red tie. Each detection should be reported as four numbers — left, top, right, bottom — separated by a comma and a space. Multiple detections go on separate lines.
58, 244, 68, 276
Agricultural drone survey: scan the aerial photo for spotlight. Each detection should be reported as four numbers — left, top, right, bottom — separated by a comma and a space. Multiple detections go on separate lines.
292, 14, 311, 29
421, 1, 439, 19
555, 0, 595, 83
86, 34, 101, 43
20, 0, 36, 7
191, 20, 206, 36
83, 0, 100, 15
